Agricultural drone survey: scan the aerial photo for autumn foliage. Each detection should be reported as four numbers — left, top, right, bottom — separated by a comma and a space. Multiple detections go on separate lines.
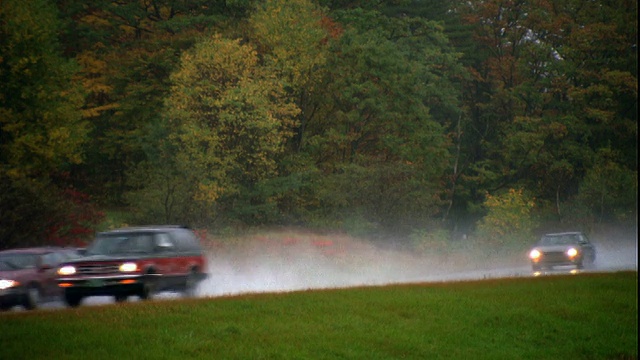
1, 0, 636, 248
476, 189, 537, 246
45, 189, 105, 247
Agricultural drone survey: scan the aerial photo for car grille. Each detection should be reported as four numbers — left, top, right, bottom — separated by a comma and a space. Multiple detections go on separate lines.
542, 251, 570, 262
75, 263, 121, 275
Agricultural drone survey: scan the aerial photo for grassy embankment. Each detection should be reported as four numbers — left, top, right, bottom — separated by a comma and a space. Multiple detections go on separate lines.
0, 271, 637, 359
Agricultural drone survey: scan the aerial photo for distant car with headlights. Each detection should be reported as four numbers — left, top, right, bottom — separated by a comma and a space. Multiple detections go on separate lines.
528, 232, 596, 272
56, 226, 208, 307
1, 247, 81, 311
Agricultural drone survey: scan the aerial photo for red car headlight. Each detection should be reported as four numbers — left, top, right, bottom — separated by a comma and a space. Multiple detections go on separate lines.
0, 279, 19, 290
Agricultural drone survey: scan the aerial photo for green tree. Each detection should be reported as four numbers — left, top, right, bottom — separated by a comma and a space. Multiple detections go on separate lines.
577, 148, 637, 223
127, 35, 299, 225
298, 8, 462, 233
250, 0, 333, 151
1, 0, 89, 247
0, 0, 87, 178
457, 0, 637, 227
240, 0, 336, 224
55, 0, 254, 204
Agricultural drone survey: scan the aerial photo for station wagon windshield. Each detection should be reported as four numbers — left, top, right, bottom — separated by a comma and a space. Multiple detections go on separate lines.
540, 235, 579, 246
86, 234, 154, 255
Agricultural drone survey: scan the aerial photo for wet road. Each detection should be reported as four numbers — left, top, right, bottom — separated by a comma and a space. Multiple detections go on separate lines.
6, 236, 637, 312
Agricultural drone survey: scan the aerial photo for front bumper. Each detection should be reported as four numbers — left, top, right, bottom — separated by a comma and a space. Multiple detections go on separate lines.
57, 274, 148, 297
531, 252, 583, 268
0, 287, 26, 308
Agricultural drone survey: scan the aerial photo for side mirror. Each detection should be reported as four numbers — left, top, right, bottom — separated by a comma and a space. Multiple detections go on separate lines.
36, 258, 52, 271
39, 264, 52, 271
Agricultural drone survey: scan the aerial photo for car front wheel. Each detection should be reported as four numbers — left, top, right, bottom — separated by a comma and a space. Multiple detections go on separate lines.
23, 285, 41, 310
531, 263, 543, 272
64, 291, 83, 307
139, 280, 154, 300
584, 252, 596, 268
183, 271, 200, 298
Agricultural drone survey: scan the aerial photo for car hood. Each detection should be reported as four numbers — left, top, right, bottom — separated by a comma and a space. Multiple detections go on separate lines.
0, 268, 34, 280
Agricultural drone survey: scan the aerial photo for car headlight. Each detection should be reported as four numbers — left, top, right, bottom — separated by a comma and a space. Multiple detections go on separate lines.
566, 247, 579, 258
0, 279, 19, 290
119, 262, 138, 272
529, 249, 542, 260
58, 265, 77, 276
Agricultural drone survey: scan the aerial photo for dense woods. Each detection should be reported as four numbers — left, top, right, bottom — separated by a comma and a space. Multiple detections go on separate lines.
1, 0, 636, 249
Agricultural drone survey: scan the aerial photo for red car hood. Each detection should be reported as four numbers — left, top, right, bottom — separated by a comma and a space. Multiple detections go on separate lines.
0, 268, 34, 281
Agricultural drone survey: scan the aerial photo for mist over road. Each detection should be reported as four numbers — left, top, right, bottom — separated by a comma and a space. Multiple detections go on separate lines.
197, 233, 637, 298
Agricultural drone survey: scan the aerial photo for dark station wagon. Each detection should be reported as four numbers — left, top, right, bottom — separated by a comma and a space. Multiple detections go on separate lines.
56, 226, 208, 307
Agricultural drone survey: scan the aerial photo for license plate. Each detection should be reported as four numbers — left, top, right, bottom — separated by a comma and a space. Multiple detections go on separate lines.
86, 279, 104, 287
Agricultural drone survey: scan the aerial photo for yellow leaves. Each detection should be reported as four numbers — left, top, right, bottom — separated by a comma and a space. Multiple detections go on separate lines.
249, 0, 329, 87
194, 182, 224, 204
79, 13, 111, 28
81, 103, 120, 118
166, 32, 304, 206
75, 49, 118, 118
477, 188, 537, 243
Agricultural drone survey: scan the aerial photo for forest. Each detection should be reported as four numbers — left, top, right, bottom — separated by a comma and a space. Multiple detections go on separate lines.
1, 0, 637, 249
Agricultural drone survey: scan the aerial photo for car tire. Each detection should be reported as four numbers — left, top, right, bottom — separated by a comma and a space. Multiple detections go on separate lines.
23, 285, 41, 310
585, 253, 596, 268
183, 270, 200, 298
114, 294, 128, 303
139, 280, 154, 300
64, 292, 83, 307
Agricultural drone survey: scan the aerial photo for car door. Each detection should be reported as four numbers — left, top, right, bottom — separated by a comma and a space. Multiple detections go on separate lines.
577, 234, 595, 262
153, 233, 180, 287
39, 252, 64, 297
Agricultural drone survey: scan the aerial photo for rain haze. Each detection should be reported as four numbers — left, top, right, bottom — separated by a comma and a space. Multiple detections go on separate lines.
195, 229, 638, 298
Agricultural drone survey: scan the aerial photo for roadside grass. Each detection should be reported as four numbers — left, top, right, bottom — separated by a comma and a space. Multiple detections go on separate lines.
1, 272, 636, 360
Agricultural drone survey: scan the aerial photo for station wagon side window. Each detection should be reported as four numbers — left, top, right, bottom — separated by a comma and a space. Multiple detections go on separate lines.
171, 229, 202, 252
154, 233, 175, 252
577, 234, 589, 244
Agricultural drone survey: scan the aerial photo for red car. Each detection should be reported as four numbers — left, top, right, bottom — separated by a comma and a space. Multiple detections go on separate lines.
56, 226, 208, 307
1, 247, 81, 311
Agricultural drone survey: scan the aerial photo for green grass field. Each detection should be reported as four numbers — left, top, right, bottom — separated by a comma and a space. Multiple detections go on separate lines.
1, 272, 636, 360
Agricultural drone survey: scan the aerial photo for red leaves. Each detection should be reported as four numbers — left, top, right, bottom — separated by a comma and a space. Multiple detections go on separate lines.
45, 188, 105, 247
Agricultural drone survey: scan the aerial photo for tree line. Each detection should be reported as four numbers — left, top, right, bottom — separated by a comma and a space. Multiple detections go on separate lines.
1, 0, 636, 248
